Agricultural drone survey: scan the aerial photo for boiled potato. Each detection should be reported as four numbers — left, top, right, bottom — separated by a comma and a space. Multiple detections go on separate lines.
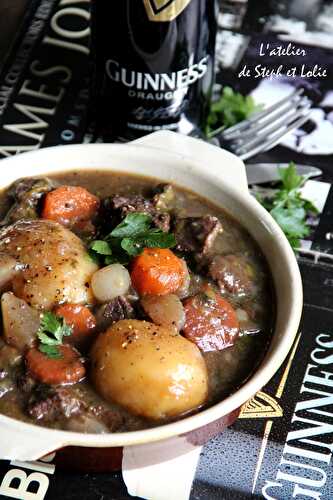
90, 320, 208, 420
0, 220, 98, 310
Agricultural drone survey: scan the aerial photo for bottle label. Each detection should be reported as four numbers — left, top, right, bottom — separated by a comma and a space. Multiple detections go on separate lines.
105, 55, 209, 133
105, 56, 209, 98
143, 0, 192, 22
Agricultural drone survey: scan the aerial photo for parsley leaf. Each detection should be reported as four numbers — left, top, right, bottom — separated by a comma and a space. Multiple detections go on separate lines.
90, 213, 176, 263
270, 206, 309, 239
90, 240, 113, 256
206, 87, 263, 137
110, 213, 151, 238
278, 163, 303, 191
89, 240, 113, 264
37, 312, 72, 359
256, 162, 318, 250
121, 231, 176, 256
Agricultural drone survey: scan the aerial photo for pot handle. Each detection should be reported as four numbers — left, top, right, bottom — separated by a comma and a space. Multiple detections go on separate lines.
0, 421, 64, 461
131, 131, 249, 193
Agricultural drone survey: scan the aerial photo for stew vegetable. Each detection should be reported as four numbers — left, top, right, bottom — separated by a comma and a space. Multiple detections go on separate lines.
0, 171, 274, 432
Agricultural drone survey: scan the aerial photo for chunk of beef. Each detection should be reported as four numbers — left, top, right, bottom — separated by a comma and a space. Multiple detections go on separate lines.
208, 254, 255, 299
10, 177, 55, 202
111, 194, 170, 232
16, 371, 36, 394
112, 194, 151, 213
2, 177, 56, 225
95, 296, 135, 331
90, 404, 126, 432
27, 385, 85, 421
174, 216, 222, 257
73, 219, 97, 243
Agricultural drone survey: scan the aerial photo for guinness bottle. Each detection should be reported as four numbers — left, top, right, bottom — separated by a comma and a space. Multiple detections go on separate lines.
92, 0, 218, 140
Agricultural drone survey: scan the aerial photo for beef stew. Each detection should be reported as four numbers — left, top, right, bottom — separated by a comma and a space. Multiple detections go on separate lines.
0, 171, 274, 433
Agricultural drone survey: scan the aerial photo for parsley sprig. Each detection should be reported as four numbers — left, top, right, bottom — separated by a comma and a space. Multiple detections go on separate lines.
206, 86, 263, 138
37, 312, 72, 359
90, 213, 176, 265
257, 162, 318, 250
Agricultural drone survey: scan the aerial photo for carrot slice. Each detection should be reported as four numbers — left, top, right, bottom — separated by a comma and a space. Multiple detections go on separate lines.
183, 287, 239, 352
26, 345, 85, 385
41, 186, 100, 226
131, 248, 186, 296
55, 304, 96, 348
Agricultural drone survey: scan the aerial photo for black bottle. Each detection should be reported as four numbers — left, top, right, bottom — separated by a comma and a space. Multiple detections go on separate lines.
91, 0, 218, 141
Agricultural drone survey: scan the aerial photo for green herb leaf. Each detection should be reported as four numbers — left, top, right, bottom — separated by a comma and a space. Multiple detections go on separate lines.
278, 162, 303, 191
270, 206, 309, 238
37, 312, 72, 359
120, 237, 142, 256
89, 240, 113, 264
121, 232, 177, 256
105, 254, 125, 265
256, 162, 318, 251
303, 198, 319, 214
110, 213, 152, 238
90, 240, 113, 256
90, 213, 176, 264
206, 87, 263, 137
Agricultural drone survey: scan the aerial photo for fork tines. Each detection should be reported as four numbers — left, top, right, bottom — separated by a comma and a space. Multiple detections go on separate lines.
220, 88, 312, 161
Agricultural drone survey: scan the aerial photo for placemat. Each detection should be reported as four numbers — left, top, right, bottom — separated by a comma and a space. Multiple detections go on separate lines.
0, 1, 333, 499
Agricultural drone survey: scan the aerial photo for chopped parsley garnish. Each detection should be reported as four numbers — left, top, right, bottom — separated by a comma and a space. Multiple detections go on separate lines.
110, 212, 152, 238
257, 162, 318, 250
37, 312, 72, 359
90, 240, 113, 257
206, 86, 263, 137
90, 213, 176, 264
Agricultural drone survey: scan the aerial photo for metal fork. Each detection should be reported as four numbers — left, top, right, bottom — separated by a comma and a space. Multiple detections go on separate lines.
218, 88, 312, 161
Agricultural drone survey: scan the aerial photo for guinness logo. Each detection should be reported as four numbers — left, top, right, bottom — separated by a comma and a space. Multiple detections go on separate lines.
239, 391, 283, 419
143, 0, 192, 21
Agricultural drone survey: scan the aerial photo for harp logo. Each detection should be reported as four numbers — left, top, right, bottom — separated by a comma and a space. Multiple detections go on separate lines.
143, 0, 192, 21
239, 391, 284, 419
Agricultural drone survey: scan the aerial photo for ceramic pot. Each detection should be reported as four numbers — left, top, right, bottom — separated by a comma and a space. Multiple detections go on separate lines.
0, 131, 303, 471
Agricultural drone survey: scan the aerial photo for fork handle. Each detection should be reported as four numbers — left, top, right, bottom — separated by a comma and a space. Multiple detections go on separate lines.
131, 131, 249, 193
